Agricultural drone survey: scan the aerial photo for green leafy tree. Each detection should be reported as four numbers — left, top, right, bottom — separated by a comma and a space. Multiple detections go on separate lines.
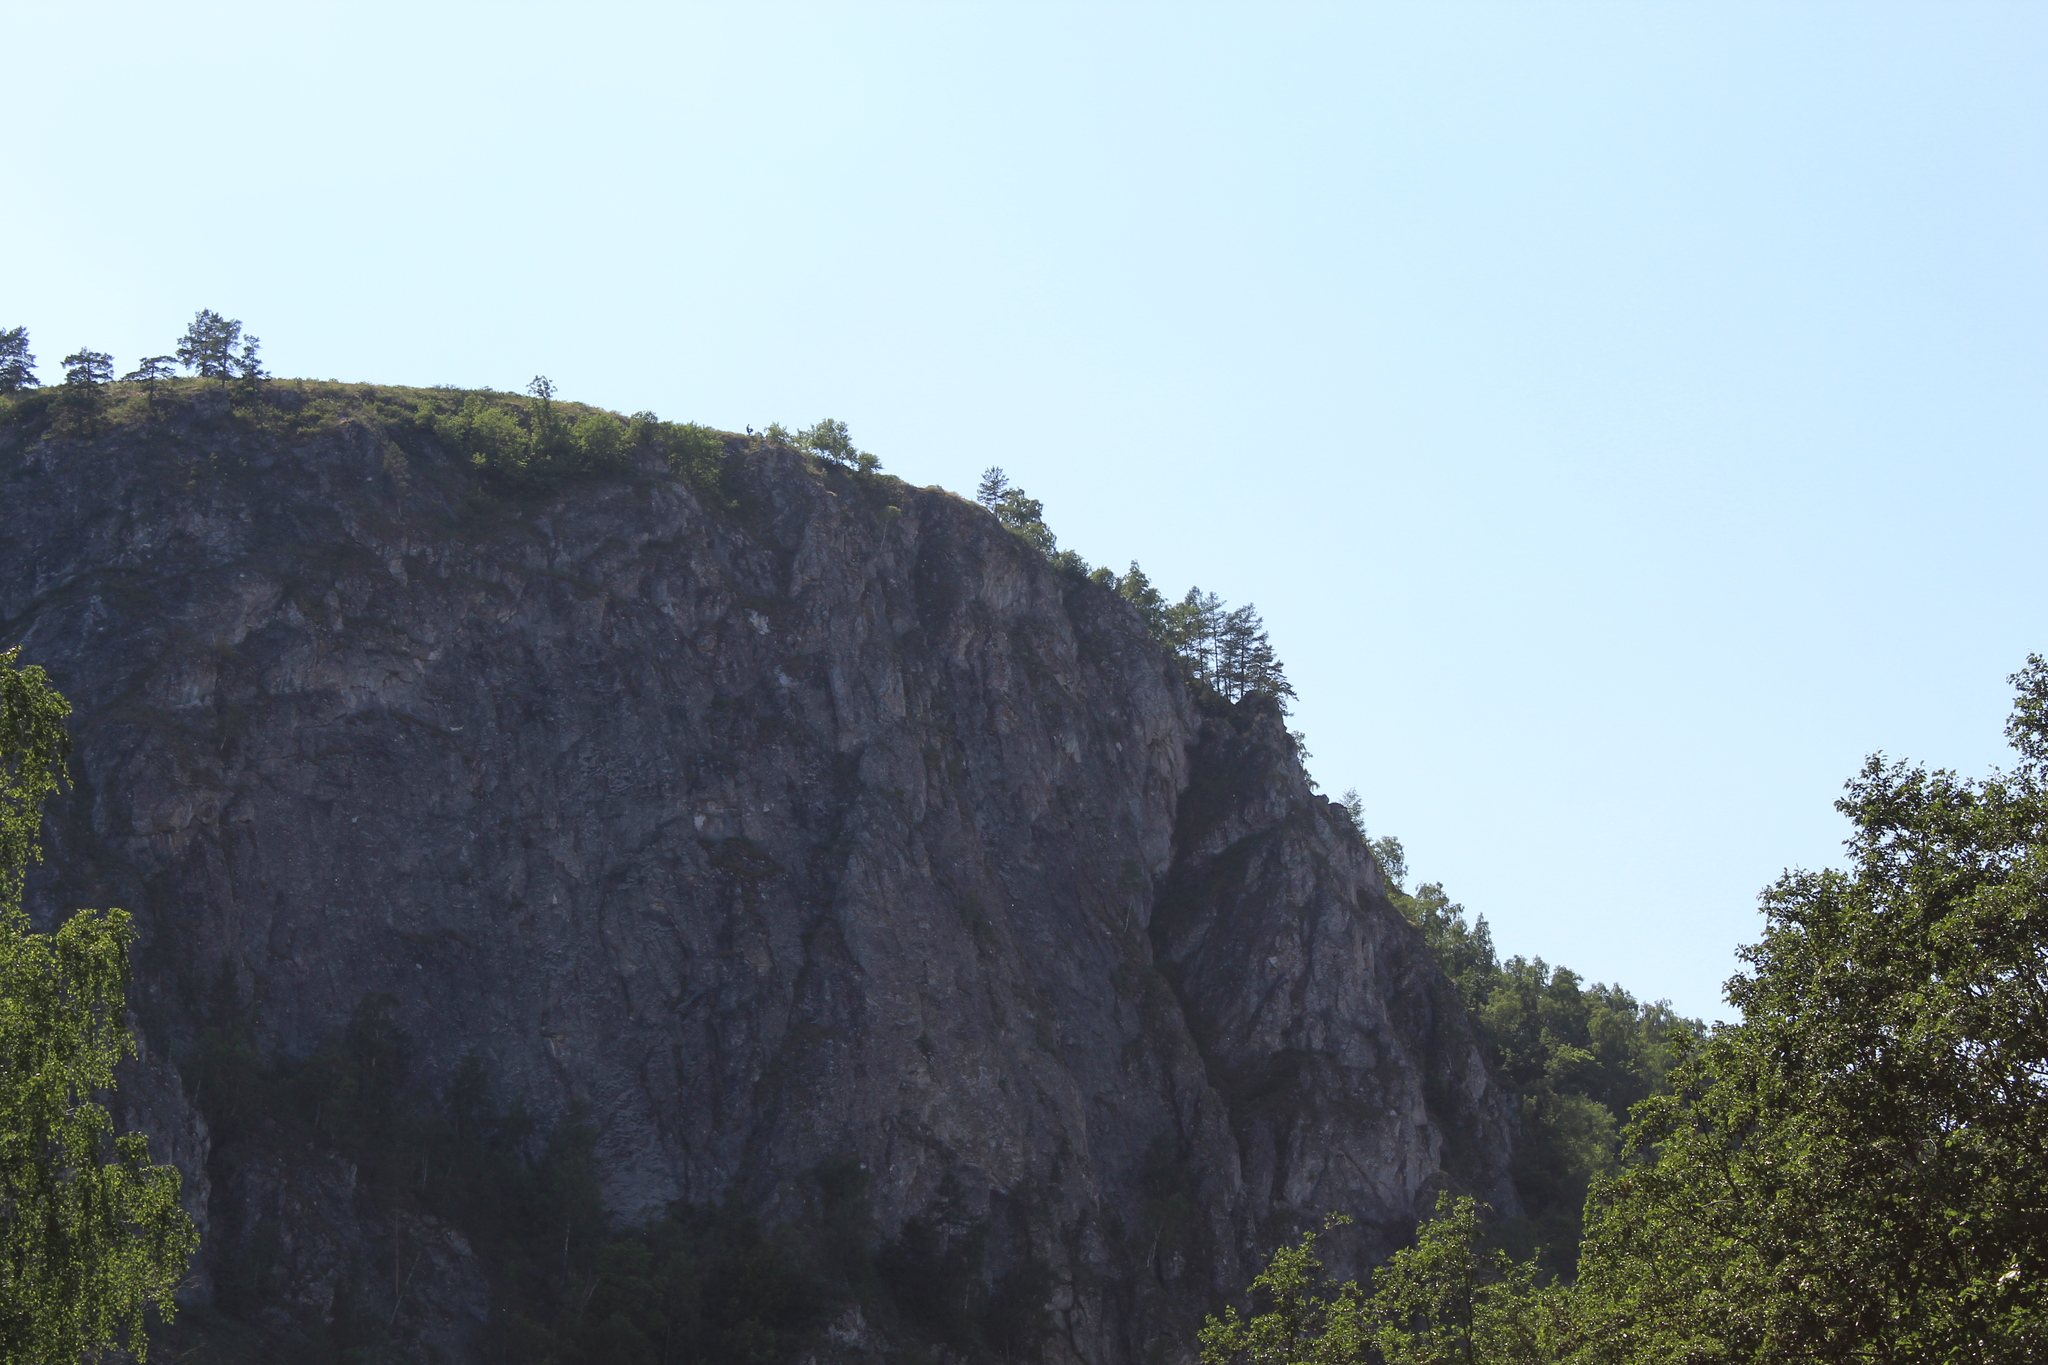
121, 355, 177, 408
974, 471, 1057, 555
60, 350, 113, 388
1340, 788, 1366, 835
797, 417, 852, 464
972, 482, 1301, 701
1049, 548, 1093, 577
123, 356, 178, 416
1200, 1201, 1552, 1365
525, 375, 579, 467
1397, 886, 1500, 1007
795, 418, 880, 474
122, 356, 176, 385
0, 649, 198, 1361
1163, 588, 1226, 679
431, 393, 530, 474
1384, 879, 1691, 1271
1573, 656, 2048, 1361
966, 466, 1056, 552
175, 310, 244, 381
232, 332, 264, 385
1211, 661, 2048, 1360
1336, 788, 1413, 891
0, 650, 65, 906
996, 489, 1055, 554
1366, 1196, 1548, 1365
656, 419, 730, 500
57, 349, 115, 432
1106, 563, 1307, 716
1199, 1217, 1364, 1365
573, 411, 630, 470
1114, 563, 1170, 635
0, 328, 35, 393
1214, 603, 1296, 709
428, 386, 666, 485
1370, 834, 1407, 890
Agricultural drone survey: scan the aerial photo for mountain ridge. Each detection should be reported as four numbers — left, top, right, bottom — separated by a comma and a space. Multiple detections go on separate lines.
1, 381, 1518, 1364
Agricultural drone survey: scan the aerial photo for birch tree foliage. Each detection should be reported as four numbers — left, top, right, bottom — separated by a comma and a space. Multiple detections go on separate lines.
0, 648, 196, 1363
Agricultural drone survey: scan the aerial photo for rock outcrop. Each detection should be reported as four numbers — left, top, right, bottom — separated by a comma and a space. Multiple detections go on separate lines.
0, 387, 1516, 1363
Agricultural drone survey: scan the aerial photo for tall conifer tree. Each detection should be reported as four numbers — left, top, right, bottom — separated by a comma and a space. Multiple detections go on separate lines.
175, 310, 243, 380
0, 328, 36, 393
58, 349, 115, 431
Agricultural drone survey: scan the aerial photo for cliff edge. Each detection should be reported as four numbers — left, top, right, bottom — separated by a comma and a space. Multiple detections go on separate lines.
0, 385, 1517, 1363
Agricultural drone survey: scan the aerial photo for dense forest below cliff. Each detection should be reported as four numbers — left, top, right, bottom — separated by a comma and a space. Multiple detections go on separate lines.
2, 328, 2044, 1364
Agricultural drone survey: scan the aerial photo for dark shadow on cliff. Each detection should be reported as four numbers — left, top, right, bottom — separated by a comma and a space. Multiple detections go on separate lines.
162, 983, 1057, 1365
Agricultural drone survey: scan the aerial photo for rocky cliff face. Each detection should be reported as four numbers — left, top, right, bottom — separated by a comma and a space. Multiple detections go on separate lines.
0, 387, 1517, 1363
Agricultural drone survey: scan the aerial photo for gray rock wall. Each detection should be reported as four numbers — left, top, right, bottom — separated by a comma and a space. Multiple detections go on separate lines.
1, 394, 1515, 1363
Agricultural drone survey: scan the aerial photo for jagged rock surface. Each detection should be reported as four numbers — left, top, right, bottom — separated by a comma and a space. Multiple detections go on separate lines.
1, 391, 1516, 1363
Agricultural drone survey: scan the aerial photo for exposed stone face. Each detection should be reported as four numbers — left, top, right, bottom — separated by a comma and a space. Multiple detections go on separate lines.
2, 394, 1516, 1363
1151, 707, 1520, 1276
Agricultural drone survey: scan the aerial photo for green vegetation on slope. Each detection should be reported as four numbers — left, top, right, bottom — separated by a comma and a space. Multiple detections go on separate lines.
973, 466, 1298, 712
5, 312, 1296, 722
1204, 657, 2048, 1363
1383, 876, 1696, 1275
420, 374, 733, 496
1334, 799, 1697, 1275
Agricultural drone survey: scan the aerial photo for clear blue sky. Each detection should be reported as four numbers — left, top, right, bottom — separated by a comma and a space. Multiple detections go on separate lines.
9, 3, 2045, 1021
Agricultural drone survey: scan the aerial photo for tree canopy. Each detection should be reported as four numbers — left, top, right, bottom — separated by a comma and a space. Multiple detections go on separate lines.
1201, 1200, 1550, 1365
0, 329, 35, 394
174, 309, 252, 381
60, 350, 112, 388
1140, 582, 1296, 709
976, 466, 1057, 555
1568, 655, 2048, 1360
0, 650, 197, 1362
57, 350, 114, 432
969, 470, 1302, 712
1210, 656, 2048, 1362
795, 417, 880, 473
